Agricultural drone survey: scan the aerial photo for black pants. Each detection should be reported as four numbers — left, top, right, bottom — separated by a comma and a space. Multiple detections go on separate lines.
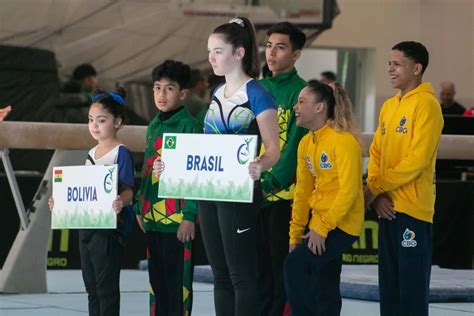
256, 200, 291, 316
284, 228, 356, 316
378, 212, 432, 316
317, 256, 343, 316
147, 231, 193, 316
198, 199, 260, 316
79, 230, 124, 316
257, 201, 343, 316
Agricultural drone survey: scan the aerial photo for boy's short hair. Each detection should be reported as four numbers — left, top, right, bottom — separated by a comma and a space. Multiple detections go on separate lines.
151, 60, 191, 89
321, 71, 336, 82
392, 41, 429, 74
267, 22, 306, 51
72, 64, 97, 81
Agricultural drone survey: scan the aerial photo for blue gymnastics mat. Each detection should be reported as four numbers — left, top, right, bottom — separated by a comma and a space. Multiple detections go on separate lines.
192, 265, 474, 303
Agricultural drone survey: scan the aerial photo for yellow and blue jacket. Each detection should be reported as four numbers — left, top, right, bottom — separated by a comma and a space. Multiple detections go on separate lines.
367, 82, 444, 223
289, 124, 364, 244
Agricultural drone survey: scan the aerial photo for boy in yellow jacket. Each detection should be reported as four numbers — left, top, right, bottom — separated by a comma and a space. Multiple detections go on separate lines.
365, 41, 443, 316
284, 82, 364, 315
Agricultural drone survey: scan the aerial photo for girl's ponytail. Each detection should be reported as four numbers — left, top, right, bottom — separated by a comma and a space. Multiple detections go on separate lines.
306, 81, 360, 139
213, 16, 260, 79
328, 82, 360, 138
239, 17, 260, 79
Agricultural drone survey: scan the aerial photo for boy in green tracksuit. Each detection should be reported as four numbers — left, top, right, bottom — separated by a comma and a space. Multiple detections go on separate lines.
134, 60, 201, 316
257, 22, 308, 316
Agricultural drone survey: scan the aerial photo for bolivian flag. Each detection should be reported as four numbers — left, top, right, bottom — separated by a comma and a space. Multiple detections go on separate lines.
54, 169, 63, 182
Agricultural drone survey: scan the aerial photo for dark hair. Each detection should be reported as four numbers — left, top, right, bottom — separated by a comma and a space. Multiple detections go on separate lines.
392, 41, 429, 74
307, 79, 320, 85
307, 81, 336, 119
306, 81, 358, 135
73, 64, 97, 81
267, 22, 306, 51
321, 71, 337, 82
213, 17, 260, 79
189, 69, 204, 89
91, 87, 126, 121
151, 60, 191, 89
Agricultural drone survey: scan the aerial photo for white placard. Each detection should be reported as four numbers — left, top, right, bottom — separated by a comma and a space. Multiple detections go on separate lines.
158, 133, 258, 203
52, 165, 118, 229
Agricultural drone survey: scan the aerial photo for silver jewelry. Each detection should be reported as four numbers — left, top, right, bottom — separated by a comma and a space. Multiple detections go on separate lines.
229, 18, 244, 27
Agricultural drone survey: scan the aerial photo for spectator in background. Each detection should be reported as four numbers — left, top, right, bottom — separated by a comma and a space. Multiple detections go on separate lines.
439, 81, 466, 115
68, 64, 146, 125
32, 79, 90, 124
184, 69, 209, 122
0, 105, 12, 121
320, 71, 337, 85
192, 69, 209, 100
73, 64, 99, 99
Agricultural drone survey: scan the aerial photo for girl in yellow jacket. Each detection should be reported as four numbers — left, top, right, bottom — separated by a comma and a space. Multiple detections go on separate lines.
284, 81, 364, 315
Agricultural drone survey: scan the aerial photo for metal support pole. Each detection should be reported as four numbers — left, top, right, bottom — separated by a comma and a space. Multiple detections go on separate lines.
0, 148, 29, 229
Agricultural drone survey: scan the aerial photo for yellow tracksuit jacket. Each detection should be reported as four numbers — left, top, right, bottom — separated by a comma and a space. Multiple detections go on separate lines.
289, 124, 364, 244
367, 82, 444, 223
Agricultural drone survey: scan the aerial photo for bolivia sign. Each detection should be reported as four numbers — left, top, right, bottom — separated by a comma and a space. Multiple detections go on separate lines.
52, 165, 118, 229
158, 133, 258, 203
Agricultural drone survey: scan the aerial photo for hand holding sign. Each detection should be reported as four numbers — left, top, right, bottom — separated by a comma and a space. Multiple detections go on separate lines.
153, 156, 164, 178
112, 196, 123, 214
248, 157, 263, 180
48, 196, 54, 211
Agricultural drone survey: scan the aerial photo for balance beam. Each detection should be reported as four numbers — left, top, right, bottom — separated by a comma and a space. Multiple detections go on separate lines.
1, 121, 473, 159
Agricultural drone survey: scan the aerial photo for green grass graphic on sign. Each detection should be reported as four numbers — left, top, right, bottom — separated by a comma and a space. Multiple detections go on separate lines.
159, 175, 252, 202
52, 205, 116, 229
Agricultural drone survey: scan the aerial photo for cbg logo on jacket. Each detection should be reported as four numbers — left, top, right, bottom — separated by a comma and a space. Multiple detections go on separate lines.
319, 152, 332, 169
396, 116, 408, 134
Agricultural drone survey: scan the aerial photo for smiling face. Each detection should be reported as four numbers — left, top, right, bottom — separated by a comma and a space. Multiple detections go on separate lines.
152, 78, 187, 112
388, 49, 420, 93
207, 33, 242, 76
293, 86, 322, 129
265, 33, 299, 76
88, 103, 120, 142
